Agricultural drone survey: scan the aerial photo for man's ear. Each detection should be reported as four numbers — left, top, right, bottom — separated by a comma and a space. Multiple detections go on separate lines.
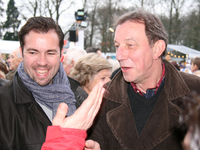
194, 64, 198, 71
152, 40, 166, 60
19, 47, 23, 58
71, 60, 75, 66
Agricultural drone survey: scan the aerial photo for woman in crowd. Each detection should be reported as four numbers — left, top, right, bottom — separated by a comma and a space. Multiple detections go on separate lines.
0, 61, 9, 79
0, 61, 9, 87
69, 53, 112, 94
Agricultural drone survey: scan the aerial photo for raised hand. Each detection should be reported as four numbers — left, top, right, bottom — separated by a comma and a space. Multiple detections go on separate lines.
52, 82, 105, 130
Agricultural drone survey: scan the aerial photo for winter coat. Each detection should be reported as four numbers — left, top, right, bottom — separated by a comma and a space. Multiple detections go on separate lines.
0, 73, 87, 150
87, 60, 200, 150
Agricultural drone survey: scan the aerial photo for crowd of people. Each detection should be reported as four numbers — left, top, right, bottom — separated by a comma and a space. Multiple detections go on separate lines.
0, 9, 200, 150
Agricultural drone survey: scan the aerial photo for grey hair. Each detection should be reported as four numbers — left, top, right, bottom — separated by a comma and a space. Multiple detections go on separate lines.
65, 47, 87, 64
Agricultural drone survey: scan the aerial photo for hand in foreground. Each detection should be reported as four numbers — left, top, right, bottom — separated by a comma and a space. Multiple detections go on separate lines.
52, 82, 105, 130
84, 140, 101, 150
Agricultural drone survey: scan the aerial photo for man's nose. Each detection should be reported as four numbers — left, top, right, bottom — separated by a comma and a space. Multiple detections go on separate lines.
116, 46, 129, 61
37, 54, 47, 66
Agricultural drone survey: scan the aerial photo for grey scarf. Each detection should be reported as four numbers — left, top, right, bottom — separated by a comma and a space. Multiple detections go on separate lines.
17, 62, 76, 119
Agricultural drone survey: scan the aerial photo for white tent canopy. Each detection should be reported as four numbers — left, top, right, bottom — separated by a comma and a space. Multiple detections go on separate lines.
0, 40, 20, 54
167, 44, 200, 59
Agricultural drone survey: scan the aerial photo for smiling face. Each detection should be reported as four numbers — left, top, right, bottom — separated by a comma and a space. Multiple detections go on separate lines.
115, 21, 157, 84
22, 30, 61, 86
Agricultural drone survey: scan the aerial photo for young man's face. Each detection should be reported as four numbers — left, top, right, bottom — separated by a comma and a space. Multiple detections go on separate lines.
114, 20, 155, 84
191, 62, 198, 73
22, 30, 61, 86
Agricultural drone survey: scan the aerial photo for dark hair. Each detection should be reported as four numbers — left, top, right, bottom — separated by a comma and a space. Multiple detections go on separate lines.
179, 92, 200, 150
192, 57, 200, 70
114, 9, 168, 57
86, 47, 100, 53
171, 61, 180, 71
0, 61, 9, 74
18, 16, 64, 54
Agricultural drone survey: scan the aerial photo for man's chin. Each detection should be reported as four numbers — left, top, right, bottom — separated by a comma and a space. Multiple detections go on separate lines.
35, 79, 52, 86
123, 76, 133, 83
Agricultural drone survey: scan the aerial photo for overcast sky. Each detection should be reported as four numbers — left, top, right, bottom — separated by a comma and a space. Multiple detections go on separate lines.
1, 0, 198, 33
1, 0, 84, 32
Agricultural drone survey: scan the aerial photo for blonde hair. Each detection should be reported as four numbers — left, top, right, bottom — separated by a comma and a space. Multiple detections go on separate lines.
69, 53, 112, 86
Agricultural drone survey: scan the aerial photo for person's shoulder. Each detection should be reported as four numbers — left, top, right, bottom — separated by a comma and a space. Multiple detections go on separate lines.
0, 80, 13, 95
0, 80, 14, 108
68, 76, 79, 90
180, 71, 200, 80
193, 70, 200, 77
0, 78, 9, 86
75, 86, 88, 108
111, 68, 121, 79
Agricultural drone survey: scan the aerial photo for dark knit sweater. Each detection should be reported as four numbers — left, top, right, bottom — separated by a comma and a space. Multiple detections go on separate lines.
127, 82, 164, 136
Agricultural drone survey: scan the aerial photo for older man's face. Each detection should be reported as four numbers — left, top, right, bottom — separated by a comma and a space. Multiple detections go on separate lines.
7, 49, 22, 71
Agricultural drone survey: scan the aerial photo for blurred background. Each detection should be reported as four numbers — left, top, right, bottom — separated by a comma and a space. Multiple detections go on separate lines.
0, 0, 200, 61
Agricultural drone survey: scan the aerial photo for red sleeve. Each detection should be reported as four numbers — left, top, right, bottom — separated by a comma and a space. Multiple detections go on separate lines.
41, 126, 87, 150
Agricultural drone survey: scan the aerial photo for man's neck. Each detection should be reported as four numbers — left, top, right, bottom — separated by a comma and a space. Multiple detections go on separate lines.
135, 61, 164, 93
10, 68, 17, 73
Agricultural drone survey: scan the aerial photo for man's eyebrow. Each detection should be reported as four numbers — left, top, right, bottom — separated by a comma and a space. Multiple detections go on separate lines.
125, 37, 136, 41
26, 48, 38, 52
114, 37, 136, 43
26, 49, 58, 52
47, 49, 57, 52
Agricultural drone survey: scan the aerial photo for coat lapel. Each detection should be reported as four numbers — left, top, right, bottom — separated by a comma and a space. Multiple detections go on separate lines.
105, 60, 190, 149
105, 72, 139, 149
14, 73, 51, 126
134, 88, 184, 149
106, 96, 139, 150
29, 102, 52, 126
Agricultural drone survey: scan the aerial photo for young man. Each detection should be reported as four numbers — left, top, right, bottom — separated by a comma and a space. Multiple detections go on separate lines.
191, 57, 200, 77
87, 9, 200, 149
0, 16, 102, 150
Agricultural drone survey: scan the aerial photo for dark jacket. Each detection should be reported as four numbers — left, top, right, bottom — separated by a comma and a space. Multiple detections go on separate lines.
0, 73, 87, 150
68, 76, 88, 107
88, 60, 200, 150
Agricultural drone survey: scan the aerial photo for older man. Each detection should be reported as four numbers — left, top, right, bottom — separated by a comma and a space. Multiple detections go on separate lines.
6, 48, 22, 80
62, 47, 86, 76
87, 9, 200, 149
